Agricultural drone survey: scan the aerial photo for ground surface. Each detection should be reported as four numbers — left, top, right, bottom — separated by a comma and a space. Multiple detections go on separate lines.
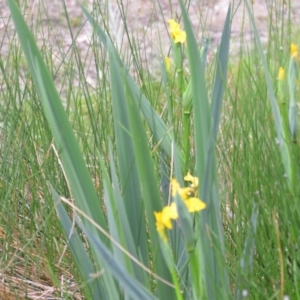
1, 0, 300, 87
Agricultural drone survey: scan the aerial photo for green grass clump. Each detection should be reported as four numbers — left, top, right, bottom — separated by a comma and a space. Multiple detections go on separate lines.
1, 0, 300, 299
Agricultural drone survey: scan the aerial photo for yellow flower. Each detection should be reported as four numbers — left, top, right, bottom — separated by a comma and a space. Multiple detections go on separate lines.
167, 19, 186, 44
277, 67, 285, 80
164, 56, 172, 74
171, 178, 181, 194
171, 178, 206, 212
171, 178, 193, 200
155, 175, 206, 242
154, 202, 178, 242
154, 211, 167, 242
161, 203, 178, 229
184, 197, 206, 213
171, 29, 186, 44
291, 43, 298, 59
184, 172, 199, 189
168, 19, 180, 31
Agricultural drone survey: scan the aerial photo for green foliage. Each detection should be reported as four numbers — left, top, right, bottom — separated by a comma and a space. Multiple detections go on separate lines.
2, 0, 300, 299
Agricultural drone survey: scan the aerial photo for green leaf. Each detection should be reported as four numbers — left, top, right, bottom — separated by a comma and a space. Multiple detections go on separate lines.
81, 5, 184, 168
234, 204, 259, 300
106, 146, 147, 284
288, 57, 298, 141
243, 0, 292, 189
7, 0, 108, 239
50, 185, 105, 299
211, 6, 231, 140
108, 41, 148, 266
179, 0, 230, 298
7, 1, 119, 297
111, 45, 175, 297
78, 221, 157, 300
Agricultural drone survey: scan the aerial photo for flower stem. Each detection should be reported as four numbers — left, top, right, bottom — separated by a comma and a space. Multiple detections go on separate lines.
183, 111, 191, 173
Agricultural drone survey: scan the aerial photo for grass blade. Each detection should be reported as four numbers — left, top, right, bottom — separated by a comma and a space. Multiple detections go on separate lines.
211, 4, 231, 139
78, 221, 157, 300
179, 0, 230, 297
110, 46, 176, 297
234, 204, 259, 300
7, 1, 120, 296
106, 146, 147, 284
50, 185, 105, 299
81, 5, 184, 167
7, 0, 108, 237
108, 40, 149, 265
243, 0, 292, 189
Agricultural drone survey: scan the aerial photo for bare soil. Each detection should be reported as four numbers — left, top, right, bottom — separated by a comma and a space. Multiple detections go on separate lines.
1, 0, 300, 86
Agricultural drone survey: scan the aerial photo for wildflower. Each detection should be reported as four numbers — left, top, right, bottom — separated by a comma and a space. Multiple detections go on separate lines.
168, 19, 180, 32
291, 43, 298, 59
155, 174, 206, 242
164, 56, 172, 74
184, 172, 199, 189
154, 202, 178, 242
185, 197, 206, 213
171, 178, 193, 200
161, 203, 178, 228
154, 211, 167, 242
171, 178, 206, 211
277, 67, 285, 80
277, 67, 286, 104
167, 19, 186, 44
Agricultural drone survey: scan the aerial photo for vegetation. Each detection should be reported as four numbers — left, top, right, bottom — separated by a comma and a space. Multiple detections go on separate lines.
1, 0, 300, 299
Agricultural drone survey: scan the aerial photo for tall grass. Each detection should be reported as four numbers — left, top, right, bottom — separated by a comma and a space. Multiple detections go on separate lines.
1, 0, 300, 299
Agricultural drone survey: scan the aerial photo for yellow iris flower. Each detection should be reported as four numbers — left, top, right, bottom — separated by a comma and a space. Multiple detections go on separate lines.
291, 43, 298, 59
155, 175, 206, 242
277, 67, 285, 80
164, 56, 172, 74
171, 178, 206, 211
154, 202, 178, 242
171, 178, 193, 200
184, 172, 199, 189
167, 19, 186, 44
185, 197, 206, 213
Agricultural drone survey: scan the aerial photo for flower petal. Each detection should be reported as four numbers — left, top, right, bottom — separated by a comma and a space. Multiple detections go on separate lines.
174, 30, 186, 44
171, 178, 193, 200
164, 56, 172, 74
167, 19, 186, 44
184, 197, 206, 213
171, 178, 181, 197
161, 204, 178, 229
168, 19, 180, 31
291, 43, 298, 58
184, 172, 199, 189
154, 211, 168, 242
277, 67, 285, 80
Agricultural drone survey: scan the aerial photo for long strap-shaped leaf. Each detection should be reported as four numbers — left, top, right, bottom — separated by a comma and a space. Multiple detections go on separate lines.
107, 146, 147, 284
78, 220, 157, 300
108, 38, 149, 266
51, 185, 105, 299
7, 0, 107, 239
243, 0, 292, 189
179, 0, 231, 298
202, 4, 231, 297
234, 203, 258, 300
109, 44, 176, 297
7, 0, 115, 296
81, 5, 184, 168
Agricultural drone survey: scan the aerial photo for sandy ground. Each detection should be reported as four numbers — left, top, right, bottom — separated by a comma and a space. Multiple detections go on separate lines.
1, 0, 300, 86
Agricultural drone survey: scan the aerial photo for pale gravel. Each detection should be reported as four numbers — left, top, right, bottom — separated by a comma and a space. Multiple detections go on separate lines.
1, 0, 300, 89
